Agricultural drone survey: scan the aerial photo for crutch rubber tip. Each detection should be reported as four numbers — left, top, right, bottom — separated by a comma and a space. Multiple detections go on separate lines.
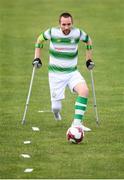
22, 120, 25, 125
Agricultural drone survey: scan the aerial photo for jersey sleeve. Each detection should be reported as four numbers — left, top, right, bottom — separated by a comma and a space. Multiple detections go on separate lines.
38, 28, 51, 42
79, 29, 91, 43
43, 28, 51, 40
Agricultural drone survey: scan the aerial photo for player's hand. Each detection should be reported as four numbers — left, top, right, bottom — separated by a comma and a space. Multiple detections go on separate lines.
32, 58, 42, 68
86, 59, 95, 70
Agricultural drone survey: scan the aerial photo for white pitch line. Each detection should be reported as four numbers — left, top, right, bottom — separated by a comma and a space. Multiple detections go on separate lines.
32, 127, 40, 131
38, 110, 52, 113
21, 154, 31, 158
24, 168, 33, 173
23, 141, 31, 144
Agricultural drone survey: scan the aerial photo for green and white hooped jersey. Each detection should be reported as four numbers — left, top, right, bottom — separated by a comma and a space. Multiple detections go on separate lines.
42, 27, 89, 73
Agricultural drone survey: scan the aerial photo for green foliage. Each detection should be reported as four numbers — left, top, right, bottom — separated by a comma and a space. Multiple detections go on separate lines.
0, 0, 124, 178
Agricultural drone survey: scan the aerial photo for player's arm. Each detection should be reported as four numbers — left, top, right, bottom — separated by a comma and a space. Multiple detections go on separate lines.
80, 30, 94, 70
85, 36, 94, 70
34, 33, 45, 59
85, 36, 92, 60
32, 33, 45, 68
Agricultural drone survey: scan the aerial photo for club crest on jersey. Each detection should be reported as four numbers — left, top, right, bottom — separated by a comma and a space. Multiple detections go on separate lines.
71, 39, 75, 44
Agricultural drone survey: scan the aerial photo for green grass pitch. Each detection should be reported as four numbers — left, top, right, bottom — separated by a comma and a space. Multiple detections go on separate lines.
0, 0, 124, 178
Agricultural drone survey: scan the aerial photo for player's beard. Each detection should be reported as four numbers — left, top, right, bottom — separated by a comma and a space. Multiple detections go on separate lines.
63, 29, 71, 35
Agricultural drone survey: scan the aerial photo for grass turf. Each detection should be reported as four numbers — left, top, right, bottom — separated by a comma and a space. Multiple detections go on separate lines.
0, 0, 124, 178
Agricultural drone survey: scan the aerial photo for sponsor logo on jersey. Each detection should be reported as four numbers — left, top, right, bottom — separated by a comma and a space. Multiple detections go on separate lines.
55, 47, 76, 51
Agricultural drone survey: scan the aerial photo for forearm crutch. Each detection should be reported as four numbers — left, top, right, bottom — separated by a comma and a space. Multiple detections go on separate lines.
90, 69, 99, 126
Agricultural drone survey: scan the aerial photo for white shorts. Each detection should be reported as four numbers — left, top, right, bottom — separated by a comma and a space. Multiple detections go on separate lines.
48, 70, 85, 101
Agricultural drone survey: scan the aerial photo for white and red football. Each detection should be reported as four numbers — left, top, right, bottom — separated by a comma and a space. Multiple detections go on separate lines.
66, 126, 84, 144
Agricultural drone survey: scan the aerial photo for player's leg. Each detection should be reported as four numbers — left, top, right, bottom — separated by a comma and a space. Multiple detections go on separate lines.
68, 71, 91, 131
48, 73, 66, 121
51, 100, 62, 120
72, 82, 91, 131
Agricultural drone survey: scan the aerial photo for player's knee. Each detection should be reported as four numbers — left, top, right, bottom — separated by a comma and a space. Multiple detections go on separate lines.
78, 86, 89, 97
51, 100, 62, 113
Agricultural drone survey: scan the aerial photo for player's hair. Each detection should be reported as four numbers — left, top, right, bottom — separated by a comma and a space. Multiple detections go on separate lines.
59, 12, 73, 23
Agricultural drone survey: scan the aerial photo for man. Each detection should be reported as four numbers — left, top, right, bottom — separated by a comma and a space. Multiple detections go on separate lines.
33, 12, 94, 131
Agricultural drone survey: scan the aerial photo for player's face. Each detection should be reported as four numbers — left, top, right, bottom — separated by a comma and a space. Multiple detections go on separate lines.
60, 17, 73, 35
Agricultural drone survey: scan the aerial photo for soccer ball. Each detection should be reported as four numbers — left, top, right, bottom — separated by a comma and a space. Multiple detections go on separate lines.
66, 126, 84, 144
